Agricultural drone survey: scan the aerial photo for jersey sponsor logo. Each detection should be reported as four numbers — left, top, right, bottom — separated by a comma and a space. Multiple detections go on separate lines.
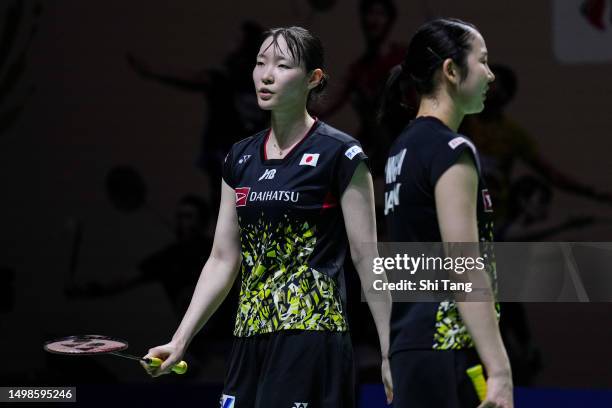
293, 403, 308, 408
235, 188, 299, 206
384, 183, 401, 215
385, 148, 406, 184
258, 168, 277, 181
482, 189, 494, 212
344, 145, 363, 160
299, 153, 320, 167
250, 190, 299, 203
238, 155, 251, 165
220, 394, 235, 408
448, 136, 477, 156
235, 187, 251, 207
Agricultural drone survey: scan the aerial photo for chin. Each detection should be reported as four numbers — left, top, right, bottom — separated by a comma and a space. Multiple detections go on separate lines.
467, 101, 486, 115
257, 101, 275, 110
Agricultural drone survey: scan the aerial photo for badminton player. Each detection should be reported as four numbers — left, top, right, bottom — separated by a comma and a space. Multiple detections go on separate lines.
379, 19, 513, 407
143, 26, 393, 407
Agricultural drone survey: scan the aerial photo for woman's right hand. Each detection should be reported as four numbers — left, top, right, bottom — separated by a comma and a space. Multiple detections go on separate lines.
477, 372, 514, 408
141, 341, 186, 377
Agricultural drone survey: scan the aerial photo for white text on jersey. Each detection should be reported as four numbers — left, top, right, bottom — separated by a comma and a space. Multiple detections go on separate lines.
385, 148, 406, 184
258, 168, 277, 181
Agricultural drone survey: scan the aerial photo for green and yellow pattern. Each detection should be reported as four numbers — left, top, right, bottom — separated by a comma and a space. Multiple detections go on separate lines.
234, 214, 348, 337
433, 218, 499, 349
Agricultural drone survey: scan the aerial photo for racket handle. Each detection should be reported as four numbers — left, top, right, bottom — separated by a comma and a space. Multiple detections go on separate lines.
466, 364, 487, 402
147, 357, 188, 374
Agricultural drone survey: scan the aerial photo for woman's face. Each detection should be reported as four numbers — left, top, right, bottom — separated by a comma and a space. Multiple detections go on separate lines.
253, 35, 311, 111
455, 31, 495, 115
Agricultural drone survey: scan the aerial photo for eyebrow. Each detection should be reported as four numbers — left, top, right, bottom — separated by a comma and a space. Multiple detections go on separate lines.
256, 53, 292, 62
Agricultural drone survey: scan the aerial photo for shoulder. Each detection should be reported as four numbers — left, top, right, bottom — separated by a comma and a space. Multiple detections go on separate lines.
227, 129, 268, 156
311, 122, 367, 162
313, 121, 361, 148
399, 118, 475, 152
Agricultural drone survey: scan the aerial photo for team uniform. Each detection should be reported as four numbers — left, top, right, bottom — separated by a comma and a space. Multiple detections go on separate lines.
220, 119, 368, 408
384, 116, 498, 408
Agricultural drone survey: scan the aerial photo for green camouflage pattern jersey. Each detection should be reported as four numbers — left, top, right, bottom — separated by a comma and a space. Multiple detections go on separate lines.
385, 117, 499, 352
222, 121, 368, 337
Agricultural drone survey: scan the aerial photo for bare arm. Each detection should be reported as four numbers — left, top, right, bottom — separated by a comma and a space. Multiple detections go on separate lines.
144, 180, 242, 375
341, 162, 393, 403
435, 152, 513, 408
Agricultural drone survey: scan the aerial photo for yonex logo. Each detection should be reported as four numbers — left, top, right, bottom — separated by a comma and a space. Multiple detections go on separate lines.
220, 394, 235, 408
258, 168, 277, 181
299, 153, 319, 167
235, 187, 251, 207
292, 403, 308, 408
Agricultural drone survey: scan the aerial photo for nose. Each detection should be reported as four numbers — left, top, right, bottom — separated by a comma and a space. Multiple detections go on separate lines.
261, 66, 274, 85
487, 67, 495, 83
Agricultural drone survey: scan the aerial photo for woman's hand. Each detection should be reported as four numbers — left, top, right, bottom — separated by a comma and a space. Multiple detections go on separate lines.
141, 341, 186, 378
381, 356, 394, 404
477, 372, 514, 408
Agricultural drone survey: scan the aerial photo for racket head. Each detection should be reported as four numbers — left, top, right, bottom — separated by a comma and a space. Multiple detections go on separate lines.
43, 334, 129, 356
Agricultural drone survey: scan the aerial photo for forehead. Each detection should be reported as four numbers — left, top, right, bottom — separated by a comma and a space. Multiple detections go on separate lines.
258, 35, 293, 60
468, 30, 488, 55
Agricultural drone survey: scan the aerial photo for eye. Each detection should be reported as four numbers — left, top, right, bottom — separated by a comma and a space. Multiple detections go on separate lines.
256, 61, 264, 66
278, 64, 290, 69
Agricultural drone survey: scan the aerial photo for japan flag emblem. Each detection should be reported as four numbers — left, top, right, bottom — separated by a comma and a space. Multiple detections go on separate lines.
299, 153, 320, 167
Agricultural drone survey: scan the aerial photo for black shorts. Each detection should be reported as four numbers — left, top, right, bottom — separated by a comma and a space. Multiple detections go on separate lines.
221, 330, 355, 408
390, 348, 481, 408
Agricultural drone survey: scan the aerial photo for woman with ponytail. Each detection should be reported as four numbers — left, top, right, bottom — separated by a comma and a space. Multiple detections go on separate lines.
142, 26, 393, 407
381, 19, 513, 408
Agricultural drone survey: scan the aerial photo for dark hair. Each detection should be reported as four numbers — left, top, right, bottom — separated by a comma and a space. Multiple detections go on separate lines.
262, 26, 329, 101
378, 18, 478, 126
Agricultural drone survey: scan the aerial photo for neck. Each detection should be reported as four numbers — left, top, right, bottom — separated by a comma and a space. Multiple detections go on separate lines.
416, 91, 464, 132
270, 107, 314, 149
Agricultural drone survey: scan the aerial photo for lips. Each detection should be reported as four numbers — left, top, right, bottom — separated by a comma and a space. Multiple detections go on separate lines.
258, 88, 274, 100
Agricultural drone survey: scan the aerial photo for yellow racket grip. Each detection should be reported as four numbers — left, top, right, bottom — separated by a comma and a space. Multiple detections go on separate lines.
147, 357, 188, 374
466, 364, 487, 402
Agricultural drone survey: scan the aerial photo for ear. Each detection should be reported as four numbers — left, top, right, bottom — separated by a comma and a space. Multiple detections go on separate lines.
442, 58, 460, 85
308, 68, 324, 90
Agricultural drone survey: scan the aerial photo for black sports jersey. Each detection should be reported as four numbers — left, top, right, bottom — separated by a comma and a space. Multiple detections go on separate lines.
222, 120, 368, 337
384, 116, 496, 352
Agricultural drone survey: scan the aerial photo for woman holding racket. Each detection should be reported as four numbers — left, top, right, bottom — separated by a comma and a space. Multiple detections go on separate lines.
380, 19, 513, 407
143, 26, 393, 407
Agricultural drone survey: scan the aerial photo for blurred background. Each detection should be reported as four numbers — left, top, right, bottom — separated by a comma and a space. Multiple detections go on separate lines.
1, 0, 611, 406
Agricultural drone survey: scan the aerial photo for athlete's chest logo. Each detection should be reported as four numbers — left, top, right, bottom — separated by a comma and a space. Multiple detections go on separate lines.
299, 153, 320, 167
235, 187, 251, 207
258, 168, 276, 181
238, 155, 251, 165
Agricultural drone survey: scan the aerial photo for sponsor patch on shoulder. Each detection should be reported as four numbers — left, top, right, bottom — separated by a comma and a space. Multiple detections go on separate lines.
448, 137, 468, 150
344, 145, 363, 160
